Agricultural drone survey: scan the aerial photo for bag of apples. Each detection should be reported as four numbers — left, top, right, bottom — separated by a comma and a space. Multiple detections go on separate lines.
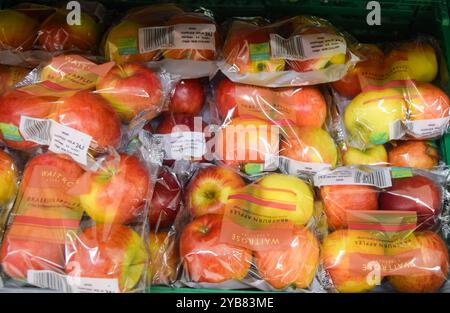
218, 15, 358, 87
103, 3, 220, 79
171, 164, 326, 291
332, 38, 450, 161
314, 165, 450, 293
0, 145, 158, 293
0, 1, 106, 67
212, 74, 340, 178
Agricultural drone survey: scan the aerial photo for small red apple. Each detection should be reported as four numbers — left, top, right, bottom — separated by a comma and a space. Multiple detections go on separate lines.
379, 175, 441, 230
96, 63, 163, 123
168, 79, 205, 116
149, 167, 182, 229
180, 214, 252, 283
186, 165, 246, 217
388, 141, 439, 170
65, 224, 147, 292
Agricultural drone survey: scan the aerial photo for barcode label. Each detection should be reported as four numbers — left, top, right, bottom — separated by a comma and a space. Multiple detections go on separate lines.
314, 166, 392, 188
19, 117, 52, 145
389, 119, 405, 140
270, 33, 346, 60
404, 117, 450, 138
27, 270, 71, 292
154, 132, 206, 160
280, 157, 332, 175
139, 24, 216, 54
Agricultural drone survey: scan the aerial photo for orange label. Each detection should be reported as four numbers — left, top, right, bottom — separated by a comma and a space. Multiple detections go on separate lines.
20, 55, 114, 97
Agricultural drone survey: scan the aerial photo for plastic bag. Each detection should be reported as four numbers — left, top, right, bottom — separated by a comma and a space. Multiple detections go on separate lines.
315, 165, 450, 293
0, 148, 157, 293
103, 4, 219, 79
218, 15, 357, 87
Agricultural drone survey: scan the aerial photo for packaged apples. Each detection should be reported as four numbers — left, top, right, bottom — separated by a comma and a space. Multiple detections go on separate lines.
219, 15, 356, 87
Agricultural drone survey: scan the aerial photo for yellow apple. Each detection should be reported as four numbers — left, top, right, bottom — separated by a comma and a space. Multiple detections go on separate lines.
0, 10, 38, 50
0, 150, 17, 206
344, 88, 407, 146
342, 145, 388, 166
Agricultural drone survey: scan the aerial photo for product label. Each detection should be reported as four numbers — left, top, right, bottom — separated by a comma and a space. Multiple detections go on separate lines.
313, 166, 392, 188
404, 117, 450, 138
27, 270, 120, 293
117, 37, 138, 56
153, 132, 205, 160
0, 122, 23, 142
389, 119, 406, 141
249, 42, 271, 61
280, 157, 331, 176
270, 33, 346, 60
139, 24, 216, 54
390, 167, 413, 179
19, 116, 92, 166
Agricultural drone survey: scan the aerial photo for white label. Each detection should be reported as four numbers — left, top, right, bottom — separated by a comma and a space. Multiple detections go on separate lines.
264, 154, 280, 171
405, 117, 450, 138
139, 24, 216, 54
313, 166, 392, 188
280, 157, 331, 175
389, 119, 405, 140
154, 131, 205, 160
27, 270, 120, 293
20, 116, 92, 166
270, 33, 346, 60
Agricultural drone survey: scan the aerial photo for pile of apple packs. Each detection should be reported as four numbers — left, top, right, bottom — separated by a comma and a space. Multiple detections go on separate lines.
0, 1, 449, 294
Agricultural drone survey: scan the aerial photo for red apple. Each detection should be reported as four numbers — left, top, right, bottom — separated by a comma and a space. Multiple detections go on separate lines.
38, 9, 100, 52
186, 165, 246, 217
168, 79, 205, 116
379, 175, 441, 230
51, 90, 122, 150
0, 91, 54, 151
388, 141, 439, 169
149, 167, 182, 229
79, 153, 151, 224
0, 9, 39, 50
180, 214, 252, 283
407, 82, 450, 121
96, 63, 163, 123
65, 224, 147, 292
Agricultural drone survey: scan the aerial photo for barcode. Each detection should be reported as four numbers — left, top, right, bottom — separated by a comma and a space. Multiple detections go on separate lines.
354, 170, 388, 188
139, 26, 174, 53
19, 117, 52, 145
27, 270, 71, 293
270, 34, 305, 60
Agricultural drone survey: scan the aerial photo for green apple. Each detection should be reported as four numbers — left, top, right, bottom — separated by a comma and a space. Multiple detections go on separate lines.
342, 145, 388, 166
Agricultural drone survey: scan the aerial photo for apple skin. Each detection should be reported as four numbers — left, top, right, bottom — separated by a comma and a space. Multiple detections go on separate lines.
388, 141, 439, 169
180, 214, 252, 283
407, 83, 450, 121
186, 165, 246, 217
0, 65, 29, 96
52, 90, 122, 149
148, 231, 178, 285
379, 175, 441, 230
0, 10, 38, 50
280, 126, 338, 167
168, 79, 205, 116
322, 229, 385, 293
65, 224, 147, 292
344, 88, 407, 146
320, 185, 378, 230
386, 231, 449, 293
0, 91, 54, 151
149, 167, 182, 229
163, 13, 219, 61
38, 10, 99, 52
342, 145, 388, 166
0, 150, 18, 206
79, 153, 151, 225
216, 117, 279, 167
96, 63, 163, 123
0, 153, 84, 281
254, 226, 320, 289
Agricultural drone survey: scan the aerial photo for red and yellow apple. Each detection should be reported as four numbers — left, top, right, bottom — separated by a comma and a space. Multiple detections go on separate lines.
79, 153, 151, 224
254, 226, 319, 289
0, 150, 18, 206
96, 63, 163, 123
65, 224, 147, 292
148, 231, 178, 285
320, 185, 379, 230
186, 165, 246, 217
388, 140, 439, 169
322, 229, 385, 293
180, 214, 252, 283
280, 126, 338, 167
342, 145, 388, 166
344, 88, 407, 146
406, 83, 450, 121
0, 9, 38, 50
38, 10, 99, 52
168, 79, 205, 116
